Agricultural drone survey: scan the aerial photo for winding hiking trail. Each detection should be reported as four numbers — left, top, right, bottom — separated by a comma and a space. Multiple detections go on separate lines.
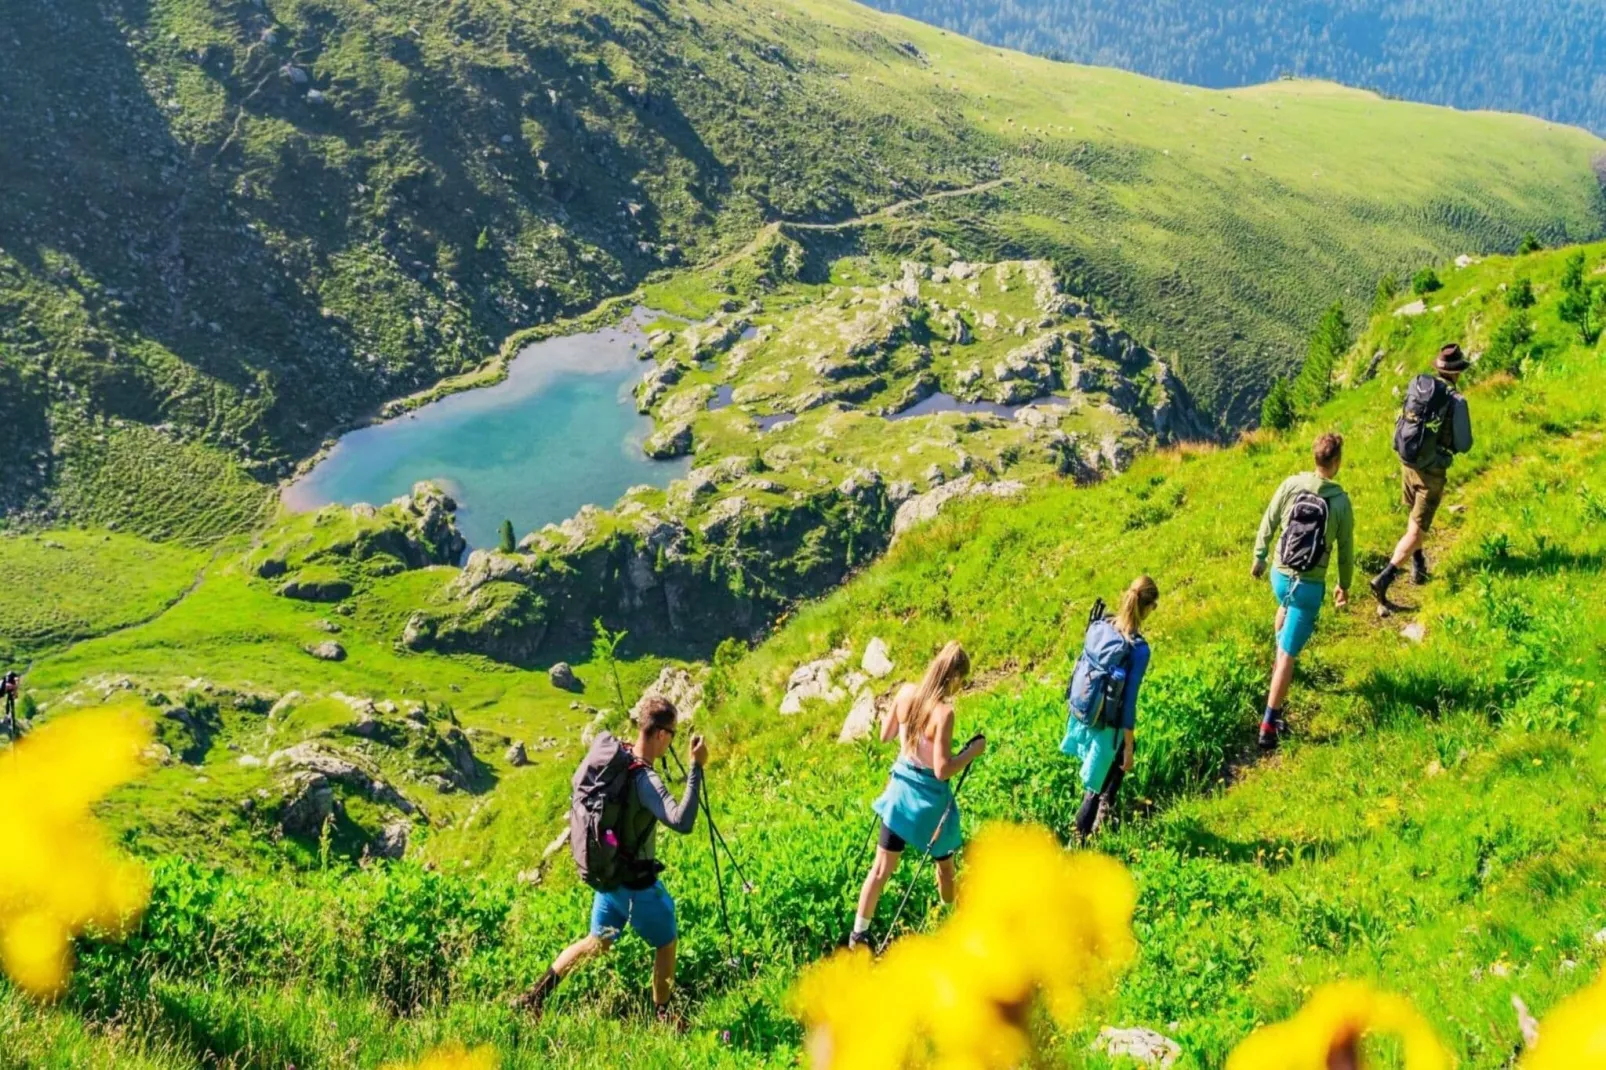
708, 177, 1013, 271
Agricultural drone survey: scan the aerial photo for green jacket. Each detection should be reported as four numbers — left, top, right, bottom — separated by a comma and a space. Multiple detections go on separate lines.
1253, 471, 1355, 590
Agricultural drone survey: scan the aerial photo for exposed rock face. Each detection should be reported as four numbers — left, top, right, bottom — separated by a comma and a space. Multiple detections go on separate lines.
892, 475, 1027, 537
279, 573, 353, 602
277, 771, 336, 836
644, 420, 693, 458
838, 688, 880, 742
268, 741, 419, 816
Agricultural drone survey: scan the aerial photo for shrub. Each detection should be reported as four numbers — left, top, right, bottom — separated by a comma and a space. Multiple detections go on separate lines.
498, 519, 516, 554
1505, 277, 1535, 310
1519, 232, 1543, 254
1371, 272, 1398, 315
1411, 268, 1442, 296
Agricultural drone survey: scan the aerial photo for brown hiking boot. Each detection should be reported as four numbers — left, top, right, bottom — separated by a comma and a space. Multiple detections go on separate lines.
511, 969, 559, 1020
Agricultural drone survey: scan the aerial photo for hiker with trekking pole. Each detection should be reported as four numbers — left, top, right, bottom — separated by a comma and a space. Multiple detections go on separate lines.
846, 640, 983, 953
515, 696, 706, 1025
1251, 432, 1355, 751
1060, 576, 1159, 844
1372, 343, 1473, 614
1, 671, 19, 740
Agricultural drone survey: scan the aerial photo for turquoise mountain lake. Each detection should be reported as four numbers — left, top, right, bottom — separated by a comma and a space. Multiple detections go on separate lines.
283, 309, 688, 550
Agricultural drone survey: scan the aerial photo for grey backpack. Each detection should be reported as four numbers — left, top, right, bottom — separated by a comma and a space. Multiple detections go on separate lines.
569, 732, 648, 891
1066, 612, 1135, 731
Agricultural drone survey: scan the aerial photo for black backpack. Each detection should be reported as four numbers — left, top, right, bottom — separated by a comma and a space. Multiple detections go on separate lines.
1394, 374, 1453, 467
569, 732, 652, 891
1278, 491, 1330, 574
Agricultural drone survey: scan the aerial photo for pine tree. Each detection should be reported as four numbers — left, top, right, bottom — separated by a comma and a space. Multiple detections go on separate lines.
1292, 301, 1349, 410
1519, 232, 1543, 255
498, 519, 516, 554
1371, 272, 1398, 316
1260, 378, 1297, 431
1506, 277, 1535, 310
1411, 268, 1442, 296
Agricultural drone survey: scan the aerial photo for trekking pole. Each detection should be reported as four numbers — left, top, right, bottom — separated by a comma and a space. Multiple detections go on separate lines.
875, 739, 983, 956
668, 746, 754, 893
664, 749, 742, 965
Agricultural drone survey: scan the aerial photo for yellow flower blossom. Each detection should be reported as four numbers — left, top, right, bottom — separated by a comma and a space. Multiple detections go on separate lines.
0, 703, 151, 999
1521, 973, 1606, 1069
795, 822, 1137, 1069
1228, 982, 1451, 1070
381, 1044, 499, 1070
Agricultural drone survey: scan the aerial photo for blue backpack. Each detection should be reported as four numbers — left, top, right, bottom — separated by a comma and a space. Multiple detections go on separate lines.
1066, 606, 1135, 731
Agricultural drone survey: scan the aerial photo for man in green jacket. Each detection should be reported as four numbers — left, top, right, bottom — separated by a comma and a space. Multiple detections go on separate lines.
1251, 433, 1355, 750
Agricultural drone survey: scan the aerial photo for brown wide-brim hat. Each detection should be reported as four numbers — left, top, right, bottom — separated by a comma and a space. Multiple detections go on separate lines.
1435, 343, 1469, 375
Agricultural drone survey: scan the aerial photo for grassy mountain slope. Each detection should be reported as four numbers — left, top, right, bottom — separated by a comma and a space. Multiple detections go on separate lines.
3, 243, 1604, 1066
862, 0, 1606, 135
3, 0, 1604, 540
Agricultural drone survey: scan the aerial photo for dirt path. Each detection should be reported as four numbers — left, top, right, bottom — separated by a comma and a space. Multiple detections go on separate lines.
706, 178, 1012, 271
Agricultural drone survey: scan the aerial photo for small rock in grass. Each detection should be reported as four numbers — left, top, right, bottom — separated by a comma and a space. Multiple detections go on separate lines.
1400, 622, 1426, 643
1093, 1026, 1180, 1069
861, 637, 894, 679
506, 741, 529, 767
305, 641, 345, 662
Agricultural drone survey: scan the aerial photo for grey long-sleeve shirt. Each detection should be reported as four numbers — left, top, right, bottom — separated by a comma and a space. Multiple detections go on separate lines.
629, 763, 703, 867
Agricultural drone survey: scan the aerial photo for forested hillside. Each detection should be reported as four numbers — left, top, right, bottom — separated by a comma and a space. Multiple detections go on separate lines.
862, 0, 1606, 134
3, 0, 1604, 544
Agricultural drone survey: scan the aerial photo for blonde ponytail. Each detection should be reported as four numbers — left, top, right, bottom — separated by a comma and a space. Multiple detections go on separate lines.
903, 640, 970, 740
1113, 575, 1160, 639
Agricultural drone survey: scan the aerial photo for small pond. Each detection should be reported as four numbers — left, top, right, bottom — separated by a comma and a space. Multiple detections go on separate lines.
283, 308, 689, 550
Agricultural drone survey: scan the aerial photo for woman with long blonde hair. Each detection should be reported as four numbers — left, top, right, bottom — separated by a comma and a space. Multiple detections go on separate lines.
1060, 576, 1159, 843
847, 640, 983, 951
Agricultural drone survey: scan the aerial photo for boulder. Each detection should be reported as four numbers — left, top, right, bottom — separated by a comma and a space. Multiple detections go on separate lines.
550, 662, 580, 691
268, 741, 418, 816
861, 638, 894, 679
371, 819, 410, 860
305, 641, 346, 662
838, 689, 879, 743
1093, 1027, 1180, 1069
506, 741, 529, 767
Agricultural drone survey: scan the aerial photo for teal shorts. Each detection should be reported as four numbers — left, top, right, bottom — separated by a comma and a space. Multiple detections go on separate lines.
1271, 569, 1326, 657
590, 881, 677, 949
1060, 713, 1122, 793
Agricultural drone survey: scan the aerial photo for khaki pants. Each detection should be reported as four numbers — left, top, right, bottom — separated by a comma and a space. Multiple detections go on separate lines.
1401, 465, 1448, 531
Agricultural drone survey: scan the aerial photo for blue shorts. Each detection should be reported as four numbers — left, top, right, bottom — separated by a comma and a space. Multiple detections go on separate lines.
1271, 569, 1326, 657
589, 881, 677, 949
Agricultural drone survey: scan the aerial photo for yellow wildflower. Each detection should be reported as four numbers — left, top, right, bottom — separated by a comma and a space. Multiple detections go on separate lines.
381, 1044, 499, 1070
1228, 982, 1451, 1070
0, 703, 151, 999
796, 822, 1137, 1069
1521, 973, 1606, 1069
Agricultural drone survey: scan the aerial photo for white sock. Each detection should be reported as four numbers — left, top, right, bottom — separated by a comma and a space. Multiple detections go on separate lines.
853, 913, 873, 934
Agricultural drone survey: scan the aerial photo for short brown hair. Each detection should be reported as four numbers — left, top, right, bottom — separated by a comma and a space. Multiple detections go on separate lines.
636, 696, 678, 734
1313, 433, 1344, 469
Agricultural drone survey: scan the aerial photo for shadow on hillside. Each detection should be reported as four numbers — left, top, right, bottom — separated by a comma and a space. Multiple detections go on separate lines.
1352, 661, 1502, 724
1448, 546, 1605, 583
1159, 816, 1357, 875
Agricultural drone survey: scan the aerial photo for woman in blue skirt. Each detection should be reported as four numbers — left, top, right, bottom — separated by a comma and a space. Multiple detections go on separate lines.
847, 640, 984, 951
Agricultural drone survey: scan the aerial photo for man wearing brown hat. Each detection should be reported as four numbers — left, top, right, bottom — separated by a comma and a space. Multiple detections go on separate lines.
1372, 343, 1474, 611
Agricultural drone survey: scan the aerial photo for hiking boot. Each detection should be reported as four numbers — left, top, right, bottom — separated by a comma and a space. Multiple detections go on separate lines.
1411, 552, 1430, 586
511, 969, 559, 1020
1370, 571, 1405, 615
1257, 715, 1286, 752
847, 929, 873, 953
655, 1003, 689, 1033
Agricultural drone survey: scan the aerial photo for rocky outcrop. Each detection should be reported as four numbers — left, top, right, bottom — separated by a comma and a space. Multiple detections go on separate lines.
780, 646, 852, 715
1093, 1028, 1180, 1069
644, 420, 693, 458
632, 665, 707, 721
305, 641, 346, 661
861, 637, 894, 679
505, 741, 529, 767
372, 819, 411, 860
279, 572, 353, 603
268, 741, 419, 816
892, 475, 1027, 537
